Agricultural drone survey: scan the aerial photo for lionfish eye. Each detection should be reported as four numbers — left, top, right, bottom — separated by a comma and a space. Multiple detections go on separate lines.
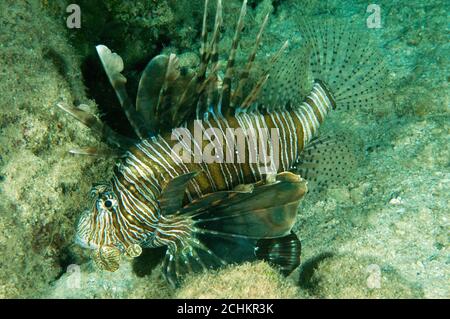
104, 199, 113, 208
100, 191, 117, 210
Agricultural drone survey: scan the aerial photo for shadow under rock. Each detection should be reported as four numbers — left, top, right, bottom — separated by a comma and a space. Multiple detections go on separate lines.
132, 246, 167, 277
298, 252, 335, 291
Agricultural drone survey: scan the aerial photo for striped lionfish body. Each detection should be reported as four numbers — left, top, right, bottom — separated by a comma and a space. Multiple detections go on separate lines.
58, 0, 385, 287
119, 80, 334, 203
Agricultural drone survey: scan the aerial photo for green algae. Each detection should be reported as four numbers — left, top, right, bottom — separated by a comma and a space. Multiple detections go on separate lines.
175, 262, 302, 299
0, 0, 112, 298
0, 0, 448, 298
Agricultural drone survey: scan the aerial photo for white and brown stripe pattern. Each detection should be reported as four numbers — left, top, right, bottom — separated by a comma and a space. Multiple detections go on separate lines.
100, 81, 334, 248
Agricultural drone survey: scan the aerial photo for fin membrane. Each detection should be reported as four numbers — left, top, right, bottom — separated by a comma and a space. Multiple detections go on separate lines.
159, 171, 307, 287
136, 54, 170, 132
256, 231, 301, 276
259, 46, 314, 112
136, 53, 195, 133
92, 246, 121, 272
159, 171, 199, 215
299, 18, 387, 110
96, 45, 150, 139
187, 172, 307, 239
56, 102, 135, 150
294, 135, 361, 193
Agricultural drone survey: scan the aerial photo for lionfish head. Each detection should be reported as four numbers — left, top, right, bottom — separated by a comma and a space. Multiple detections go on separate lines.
75, 183, 123, 251
74, 183, 143, 271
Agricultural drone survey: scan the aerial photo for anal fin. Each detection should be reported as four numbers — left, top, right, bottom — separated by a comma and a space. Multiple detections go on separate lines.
294, 135, 362, 193
256, 231, 301, 276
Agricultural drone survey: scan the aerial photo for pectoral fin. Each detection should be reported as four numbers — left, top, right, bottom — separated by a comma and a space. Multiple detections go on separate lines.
96, 45, 150, 139
159, 171, 306, 287
188, 172, 307, 239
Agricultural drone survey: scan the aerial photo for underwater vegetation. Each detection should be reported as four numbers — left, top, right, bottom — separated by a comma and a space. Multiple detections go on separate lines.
0, 0, 448, 298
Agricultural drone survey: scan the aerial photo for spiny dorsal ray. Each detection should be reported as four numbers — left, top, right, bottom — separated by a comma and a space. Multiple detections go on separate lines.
231, 12, 270, 108
220, 0, 248, 115
240, 40, 289, 110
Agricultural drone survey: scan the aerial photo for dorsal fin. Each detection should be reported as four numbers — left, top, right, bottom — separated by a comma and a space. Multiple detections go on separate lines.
258, 45, 313, 112
136, 54, 169, 133
132, 0, 309, 134
198, 0, 210, 80
231, 12, 270, 108
137, 53, 195, 133
170, 0, 223, 125
238, 40, 289, 111
154, 54, 181, 122
197, 0, 223, 116
96, 45, 150, 139
219, 0, 248, 115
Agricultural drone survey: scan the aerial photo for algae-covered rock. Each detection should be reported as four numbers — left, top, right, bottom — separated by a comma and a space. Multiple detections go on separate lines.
68, 0, 205, 64
47, 261, 171, 299
176, 262, 301, 299
299, 254, 424, 298
0, 0, 113, 298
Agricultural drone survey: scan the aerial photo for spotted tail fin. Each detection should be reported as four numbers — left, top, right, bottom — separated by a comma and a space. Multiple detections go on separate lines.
299, 18, 387, 110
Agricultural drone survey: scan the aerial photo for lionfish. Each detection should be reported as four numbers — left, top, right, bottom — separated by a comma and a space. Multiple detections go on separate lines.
57, 0, 385, 287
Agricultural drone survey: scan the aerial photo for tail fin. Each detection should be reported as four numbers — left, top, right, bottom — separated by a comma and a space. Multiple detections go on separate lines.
258, 18, 386, 114
299, 18, 387, 110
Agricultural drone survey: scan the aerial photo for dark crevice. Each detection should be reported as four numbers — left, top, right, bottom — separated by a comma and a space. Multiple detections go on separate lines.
80, 53, 133, 138
271, 0, 285, 14
77, 32, 173, 139
132, 247, 167, 277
